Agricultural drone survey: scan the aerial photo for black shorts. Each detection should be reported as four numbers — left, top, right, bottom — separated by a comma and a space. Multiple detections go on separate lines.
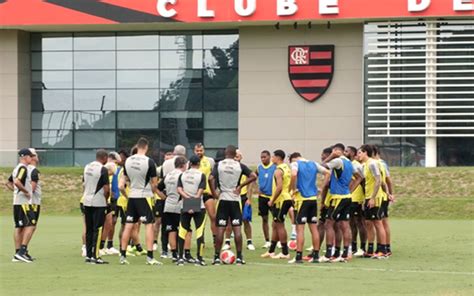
106, 200, 117, 215
203, 193, 214, 204
154, 199, 165, 218
240, 195, 248, 211
125, 198, 155, 224
216, 200, 242, 227
14, 205, 40, 228
295, 200, 318, 225
364, 199, 383, 220
80, 202, 85, 215
180, 211, 206, 233
319, 207, 328, 223
258, 196, 270, 216
163, 212, 180, 232
350, 202, 363, 218
271, 200, 292, 223
381, 200, 389, 218
327, 198, 351, 222
117, 206, 126, 225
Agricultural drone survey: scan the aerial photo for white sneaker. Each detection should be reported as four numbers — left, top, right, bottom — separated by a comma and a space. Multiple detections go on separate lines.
277, 242, 282, 249
107, 247, 120, 255
271, 252, 291, 259
247, 243, 256, 251
81, 245, 86, 257
353, 248, 365, 257
153, 243, 158, 251
318, 256, 331, 263
99, 249, 107, 256
306, 246, 314, 251
262, 241, 271, 249
222, 243, 231, 251
330, 256, 344, 263
260, 251, 275, 258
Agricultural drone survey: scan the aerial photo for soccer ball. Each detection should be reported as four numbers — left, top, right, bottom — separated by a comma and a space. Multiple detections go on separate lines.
220, 250, 236, 264
288, 240, 297, 251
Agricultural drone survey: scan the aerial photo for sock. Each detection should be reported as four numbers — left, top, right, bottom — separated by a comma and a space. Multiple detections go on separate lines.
281, 243, 289, 255
153, 240, 158, 244
121, 249, 126, 257
311, 250, 319, 259
185, 249, 191, 258
247, 239, 253, 245
147, 250, 153, 259
107, 241, 113, 249
291, 224, 296, 234
361, 241, 367, 252
135, 244, 143, 252
237, 251, 242, 259
19, 245, 27, 255
325, 245, 333, 258
296, 251, 302, 261
381, 244, 387, 254
352, 241, 357, 253
172, 249, 177, 258
342, 246, 349, 258
376, 243, 381, 253
269, 241, 277, 253
334, 247, 340, 258
15, 249, 19, 253
368, 243, 374, 254
214, 251, 220, 260
100, 240, 105, 250
224, 239, 231, 245
387, 244, 391, 253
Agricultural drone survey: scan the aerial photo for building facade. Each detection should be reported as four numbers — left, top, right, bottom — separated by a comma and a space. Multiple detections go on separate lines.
0, 0, 473, 167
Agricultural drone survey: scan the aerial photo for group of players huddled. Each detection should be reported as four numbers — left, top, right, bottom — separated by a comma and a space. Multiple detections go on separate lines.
77, 137, 394, 266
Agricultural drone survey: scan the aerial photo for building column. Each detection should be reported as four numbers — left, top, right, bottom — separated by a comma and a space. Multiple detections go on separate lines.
425, 22, 437, 167
425, 137, 437, 167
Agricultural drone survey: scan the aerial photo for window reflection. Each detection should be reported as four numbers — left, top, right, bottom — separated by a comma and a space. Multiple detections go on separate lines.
74, 90, 116, 111
74, 111, 115, 129
32, 130, 73, 148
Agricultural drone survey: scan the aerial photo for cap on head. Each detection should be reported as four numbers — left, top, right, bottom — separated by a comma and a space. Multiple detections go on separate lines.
18, 148, 33, 157
189, 155, 201, 166
29, 148, 37, 156
174, 145, 186, 156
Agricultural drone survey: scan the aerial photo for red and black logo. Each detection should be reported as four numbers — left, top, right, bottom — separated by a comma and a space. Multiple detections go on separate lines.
288, 45, 335, 103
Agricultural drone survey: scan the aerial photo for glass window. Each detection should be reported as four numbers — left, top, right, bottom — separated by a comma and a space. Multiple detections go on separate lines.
160, 130, 203, 151
74, 111, 115, 129
74, 51, 116, 70
204, 111, 237, 129
204, 130, 237, 148
31, 52, 73, 70
117, 33, 159, 50
160, 34, 202, 50
117, 51, 159, 69
74, 150, 98, 166
117, 130, 160, 152
74, 71, 115, 89
203, 88, 238, 111
31, 33, 73, 51
160, 69, 202, 88
160, 111, 202, 129
204, 49, 238, 69
117, 70, 158, 88
204, 69, 238, 88
74, 34, 116, 51
438, 138, 474, 166
31, 90, 73, 111
74, 131, 116, 148
32, 71, 72, 89
159, 88, 202, 111
160, 50, 203, 69
37, 150, 74, 166
32, 111, 73, 130
74, 90, 116, 111
117, 111, 159, 129
203, 34, 238, 49
32, 130, 73, 149
117, 89, 159, 110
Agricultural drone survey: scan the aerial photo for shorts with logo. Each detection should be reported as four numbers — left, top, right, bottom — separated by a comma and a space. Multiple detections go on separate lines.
295, 199, 318, 225
258, 195, 270, 216
80, 202, 85, 215
364, 199, 383, 220
203, 193, 214, 204
350, 202, 363, 218
271, 200, 292, 223
125, 197, 155, 224
381, 200, 389, 218
13, 204, 41, 228
154, 199, 165, 218
216, 200, 242, 227
163, 212, 180, 232
327, 198, 352, 222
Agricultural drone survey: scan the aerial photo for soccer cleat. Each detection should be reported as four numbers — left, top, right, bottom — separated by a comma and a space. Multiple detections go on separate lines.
212, 258, 221, 265
363, 252, 374, 258
84, 257, 92, 263
25, 253, 35, 261
146, 257, 163, 265
302, 255, 312, 261
119, 256, 130, 265
195, 258, 207, 266
126, 246, 136, 257
308, 257, 320, 263
371, 252, 388, 259
386, 251, 393, 257
353, 248, 365, 257
14, 253, 32, 263
99, 249, 107, 257
153, 243, 158, 251
288, 258, 304, 264
235, 258, 246, 265
318, 256, 331, 263
185, 255, 196, 264
135, 249, 147, 256
247, 243, 256, 251
160, 251, 169, 259
260, 251, 275, 258
94, 258, 109, 264
262, 241, 271, 249
176, 259, 185, 266
222, 243, 231, 251
106, 247, 120, 255
81, 245, 87, 257
12, 256, 20, 262
171, 254, 179, 263
330, 256, 344, 263
277, 242, 282, 249
271, 253, 291, 259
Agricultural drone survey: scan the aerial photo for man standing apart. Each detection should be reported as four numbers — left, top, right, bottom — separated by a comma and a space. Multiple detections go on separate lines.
255, 151, 276, 248
82, 149, 110, 264
209, 145, 256, 265
119, 138, 161, 265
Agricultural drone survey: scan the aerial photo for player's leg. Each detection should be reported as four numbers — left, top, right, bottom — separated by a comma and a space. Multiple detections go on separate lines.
334, 222, 342, 258
92, 207, 107, 263
364, 199, 376, 257
223, 223, 232, 250
168, 213, 180, 261
99, 210, 112, 255
106, 203, 118, 254
204, 194, 217, 244
356, 210, 367, 256
323, 203, 336, 260
177, 213, 191, 264
241, 195, 254, 250
258, 196, 270, 248
213, 201, 227, 264
193, 212, 207, 265
290, 200, 305, 263
13, 205, 26, 261
84, 206, 94, 260
350, 203, 359, 254
231, 200, 244, 263
318, 207, 326, 249
80, 203, 86, 256
382, 201, 391, 255
288, 205, 297, 240
373, 205, 387, 257
119, 199, 137, 264
262, 219, 279, 258
274, 201, 291, 259
152, 199, 162, 251
183, 230, 194, 262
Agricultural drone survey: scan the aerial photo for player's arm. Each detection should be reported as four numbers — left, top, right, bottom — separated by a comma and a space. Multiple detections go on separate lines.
119, 173, 129, 198
177, 174, 190, 199
209, 164, 219, 198
350, 173, 363, 192
13, 166, 30, 198
31, 169, 39, 193
290, 163, 298, 198
6, 175, 14, 191
269, 169, 283, 207
322, 150, 343, 167
196, 173, 206, 198
100, 167, 110, 202
368, 162, 381, 208
148, 159, 159, 196
157, 178, 167, 200
384, 165, 395, 201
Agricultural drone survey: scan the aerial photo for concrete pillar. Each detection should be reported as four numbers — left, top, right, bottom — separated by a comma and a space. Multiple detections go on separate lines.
425, 22, 437, 167
425, 137, 437, 167
0, 30, 31, 166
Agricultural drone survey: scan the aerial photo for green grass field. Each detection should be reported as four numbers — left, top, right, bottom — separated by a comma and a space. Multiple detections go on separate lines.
0, 167, 473, 295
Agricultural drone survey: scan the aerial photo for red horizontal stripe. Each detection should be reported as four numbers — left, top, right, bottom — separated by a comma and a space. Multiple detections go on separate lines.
310, 51, 332, 59
292, 79, 329, 87
301, 93, 320, 101
290, 65, 332, 74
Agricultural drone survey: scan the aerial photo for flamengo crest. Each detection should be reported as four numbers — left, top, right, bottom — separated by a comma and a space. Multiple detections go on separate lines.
288, 45, 335, 103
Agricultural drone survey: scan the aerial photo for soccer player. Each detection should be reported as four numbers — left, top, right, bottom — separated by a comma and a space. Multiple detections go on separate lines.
261, 150, 292, 259
317, 147, 333, 249
82, 149, 110, 264
119, 138, 161, 265
209, 145, 256, 265
288, 152, 329, 264
320, 143, 355, 263
176, 155, 207, 266
23, 148, 41, 261
154, 151, 172, 253
345, 146, 367, 257
194, 143, 217, 245
161, 145, 186, 177
357, 144, 388, 258
255, 150, 276, 248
